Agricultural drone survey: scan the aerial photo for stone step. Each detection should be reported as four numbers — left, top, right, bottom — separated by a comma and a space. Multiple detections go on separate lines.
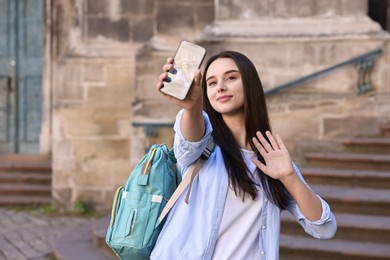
0, 195, 51, 206
0, 161, 51, 172
281, 211, 390, 244
380, 124, 390, 137
0, 183, 51, 196
52, 218, 115, 260
0, 172, 51, 185
0, 154, 51, 172
0, 154, 52, 207
280, 234, 390, 260
305, 152, 390, 171
341, 137, 390, 154
300, 167, 390, 189
0, 154, 50, 162
312, 184, 390, 216
93, 215, 117, 259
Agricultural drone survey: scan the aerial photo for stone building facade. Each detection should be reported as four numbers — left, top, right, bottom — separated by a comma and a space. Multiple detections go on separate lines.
42, 0, 389, 211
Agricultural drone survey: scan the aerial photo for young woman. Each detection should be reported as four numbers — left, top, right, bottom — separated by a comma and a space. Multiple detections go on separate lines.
151, 50, 337, 260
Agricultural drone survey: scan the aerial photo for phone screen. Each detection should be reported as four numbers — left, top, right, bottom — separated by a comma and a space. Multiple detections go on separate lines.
160, 41, 207, 100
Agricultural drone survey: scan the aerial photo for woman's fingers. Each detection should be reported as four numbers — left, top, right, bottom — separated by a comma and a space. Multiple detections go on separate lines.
255, 131, 273, 153
265, 131, 280, 150
193, 70, 201, 87
274, 133, 286, 150
162, 63, 174, 73
166, 57, 174, 65
158, 72, 168, 82
254, 131, 282, 153
252, 136, 267, 157
253, 131, 293, 180
157, 57, 204, 110
162, 57, 174, 71
158, 57, 176, 91
252, 158, 266, 172
156, 72, 168, 90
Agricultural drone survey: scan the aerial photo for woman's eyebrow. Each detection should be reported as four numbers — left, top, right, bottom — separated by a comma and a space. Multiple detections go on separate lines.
206, 75, 216, 82
206, 70, 240, 82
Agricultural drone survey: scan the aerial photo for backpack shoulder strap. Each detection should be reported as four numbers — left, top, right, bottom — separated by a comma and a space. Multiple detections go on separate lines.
158, 137, 215, 222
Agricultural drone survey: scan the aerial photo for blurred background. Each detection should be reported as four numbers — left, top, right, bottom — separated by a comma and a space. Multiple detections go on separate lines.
0, 0, 389, 259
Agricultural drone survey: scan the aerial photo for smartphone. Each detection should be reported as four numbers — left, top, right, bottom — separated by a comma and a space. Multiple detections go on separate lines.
160, 40, 207, 100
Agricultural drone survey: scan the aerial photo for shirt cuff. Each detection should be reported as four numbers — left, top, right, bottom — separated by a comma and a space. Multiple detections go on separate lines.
173, 109, 213, 165
295, 195, 332, 225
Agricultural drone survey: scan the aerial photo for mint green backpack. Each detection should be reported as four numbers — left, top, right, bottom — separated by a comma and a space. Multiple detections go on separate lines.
106, 141, 214, 260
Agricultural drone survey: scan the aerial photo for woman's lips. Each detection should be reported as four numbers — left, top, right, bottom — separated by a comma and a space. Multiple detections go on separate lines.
217, 95, 232, 102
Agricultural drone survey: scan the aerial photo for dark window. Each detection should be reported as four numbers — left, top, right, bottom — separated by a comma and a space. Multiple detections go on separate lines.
368, 0, 390, 32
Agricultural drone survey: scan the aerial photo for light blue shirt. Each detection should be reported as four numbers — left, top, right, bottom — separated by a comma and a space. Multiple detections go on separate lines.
151, 110, 337, 260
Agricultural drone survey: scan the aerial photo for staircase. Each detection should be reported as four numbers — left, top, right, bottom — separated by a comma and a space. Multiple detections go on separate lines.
280, 124, 390, 260
0, 154, 52, 207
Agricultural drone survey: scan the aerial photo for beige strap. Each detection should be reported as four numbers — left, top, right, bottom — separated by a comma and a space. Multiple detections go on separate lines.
184, 158, 204, 204
158, 158, 205, 222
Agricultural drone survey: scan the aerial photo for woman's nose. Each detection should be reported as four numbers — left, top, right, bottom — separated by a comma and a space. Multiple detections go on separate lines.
217, 82, 227, 93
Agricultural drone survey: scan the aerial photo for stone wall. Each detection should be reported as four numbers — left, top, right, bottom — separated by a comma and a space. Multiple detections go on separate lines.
50, 0, 148, 211
49, 0, 214, 211
48, 0, 390, 210
216, 0, 368, 19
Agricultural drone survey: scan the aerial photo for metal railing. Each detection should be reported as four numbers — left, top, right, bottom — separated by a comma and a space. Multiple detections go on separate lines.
132, 122, 174, 136
265, 48, 383, 96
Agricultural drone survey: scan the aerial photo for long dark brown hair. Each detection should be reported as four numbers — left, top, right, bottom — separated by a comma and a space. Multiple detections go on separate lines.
201, 51, 290, 209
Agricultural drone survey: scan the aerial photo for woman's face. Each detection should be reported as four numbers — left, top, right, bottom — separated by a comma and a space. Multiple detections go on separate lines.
205, 58, 245, 117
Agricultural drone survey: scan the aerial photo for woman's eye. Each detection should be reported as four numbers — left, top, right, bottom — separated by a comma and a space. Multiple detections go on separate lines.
208, 82, 216, 87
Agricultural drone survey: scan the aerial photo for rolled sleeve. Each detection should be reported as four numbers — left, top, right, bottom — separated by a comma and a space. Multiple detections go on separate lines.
287, 163, 337, 239
173, 109, 213, 169
291, 195, 337, 239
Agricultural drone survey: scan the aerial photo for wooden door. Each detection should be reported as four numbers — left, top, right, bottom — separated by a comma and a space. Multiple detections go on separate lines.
0, 0, 43, 153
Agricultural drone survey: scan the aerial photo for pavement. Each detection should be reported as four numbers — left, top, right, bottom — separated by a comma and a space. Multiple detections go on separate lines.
0, 207, 94, 260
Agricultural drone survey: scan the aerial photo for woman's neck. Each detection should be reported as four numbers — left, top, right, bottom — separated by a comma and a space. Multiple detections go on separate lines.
222, 114, 250, 150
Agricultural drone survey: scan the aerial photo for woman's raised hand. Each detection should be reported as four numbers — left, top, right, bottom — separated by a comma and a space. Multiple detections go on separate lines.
157, 57, 203, 111
252, 131, 295, 182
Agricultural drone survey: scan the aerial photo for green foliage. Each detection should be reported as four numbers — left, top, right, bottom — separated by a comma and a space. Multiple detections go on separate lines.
6, 203, 55, 215
38, 203, 56, 214
74, 200, 89, 215
48, 255, 57, 260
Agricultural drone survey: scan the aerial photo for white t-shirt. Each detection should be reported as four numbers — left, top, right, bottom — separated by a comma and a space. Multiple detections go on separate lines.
212, 148, 263, 260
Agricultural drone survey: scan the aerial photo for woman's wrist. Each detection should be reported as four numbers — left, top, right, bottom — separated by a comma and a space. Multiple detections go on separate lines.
181, 107, 205, 142
279, 170, 299, 190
